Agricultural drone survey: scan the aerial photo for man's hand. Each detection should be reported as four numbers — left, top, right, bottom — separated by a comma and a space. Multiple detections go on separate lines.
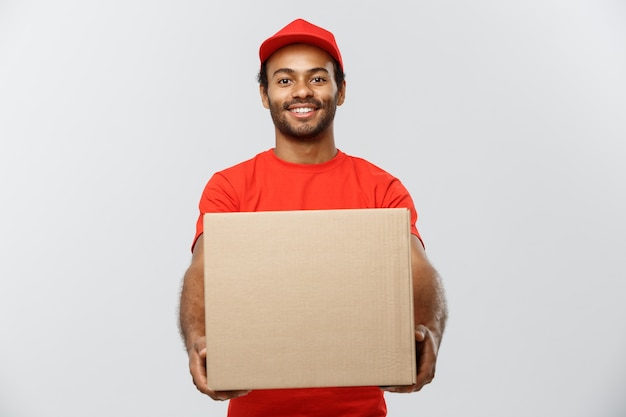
382, 324, 439, 393
188, 336, 251, 401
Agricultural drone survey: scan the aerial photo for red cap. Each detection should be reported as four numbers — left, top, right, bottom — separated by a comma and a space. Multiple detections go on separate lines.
259, 19, 344, 71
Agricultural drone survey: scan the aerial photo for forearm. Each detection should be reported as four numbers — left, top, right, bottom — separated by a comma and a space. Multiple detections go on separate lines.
179, 269, 205, 352
413, 264, 448, 346
411, 237, 448, 346
382, 237, 447, 393
179, 256, 205, 351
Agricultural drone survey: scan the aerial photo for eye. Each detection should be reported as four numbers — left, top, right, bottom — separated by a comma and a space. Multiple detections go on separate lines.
277, 78, 292, 85
311, 76, 326, 84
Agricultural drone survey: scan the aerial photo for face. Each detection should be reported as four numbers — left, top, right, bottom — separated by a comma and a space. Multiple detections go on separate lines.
260, 44, 346, 142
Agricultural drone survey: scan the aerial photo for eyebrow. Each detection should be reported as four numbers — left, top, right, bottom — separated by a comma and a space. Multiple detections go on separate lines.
271, 67, 330, 78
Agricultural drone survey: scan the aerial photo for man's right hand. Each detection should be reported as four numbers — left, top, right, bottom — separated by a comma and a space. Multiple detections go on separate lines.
189, 336, 251, 401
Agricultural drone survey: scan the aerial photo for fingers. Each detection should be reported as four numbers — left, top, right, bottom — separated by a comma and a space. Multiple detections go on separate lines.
381, 385, 417, 393
189, 337, 251, 401
212, 390, 252, 401
415, 324, 427, 342
189, 341, 211, 395
383, 325, 438, 394
414, 325, 437, 391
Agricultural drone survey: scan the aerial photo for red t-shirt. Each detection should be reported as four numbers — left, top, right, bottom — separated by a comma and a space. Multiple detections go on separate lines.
193, 149, 421, 416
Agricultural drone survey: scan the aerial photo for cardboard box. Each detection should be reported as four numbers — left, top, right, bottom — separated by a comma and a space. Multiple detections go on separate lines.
203, 208, 416, 391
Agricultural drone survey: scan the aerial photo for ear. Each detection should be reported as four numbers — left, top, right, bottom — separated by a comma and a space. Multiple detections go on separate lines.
336, 80, 346, 106
259, 85, 270, 109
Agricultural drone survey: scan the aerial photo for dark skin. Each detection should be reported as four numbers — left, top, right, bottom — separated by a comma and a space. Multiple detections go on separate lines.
259, 44, 345, 163
385, 235, 447, 393
178, 43, 448, 400
179, 237, 250, 400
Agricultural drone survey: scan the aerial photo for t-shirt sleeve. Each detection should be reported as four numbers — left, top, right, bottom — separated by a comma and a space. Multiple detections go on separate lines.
191, 172, 240, 251
383, 178, 423, 246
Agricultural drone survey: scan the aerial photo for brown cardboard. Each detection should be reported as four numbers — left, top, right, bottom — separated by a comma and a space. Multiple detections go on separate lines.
203, 208, 416, 391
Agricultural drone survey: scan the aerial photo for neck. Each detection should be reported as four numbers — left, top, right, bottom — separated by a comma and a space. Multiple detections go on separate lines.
273, 131, 337, 164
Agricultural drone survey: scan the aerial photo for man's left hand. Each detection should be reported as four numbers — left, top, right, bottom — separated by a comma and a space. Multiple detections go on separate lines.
381, 324, 438, 393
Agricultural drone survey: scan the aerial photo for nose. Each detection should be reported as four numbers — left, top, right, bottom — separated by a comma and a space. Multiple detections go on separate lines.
291, 79, 313, 99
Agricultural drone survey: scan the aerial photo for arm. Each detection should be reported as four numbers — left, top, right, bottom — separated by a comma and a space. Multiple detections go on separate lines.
384, 235, 448, 393
178, 236, 250, 401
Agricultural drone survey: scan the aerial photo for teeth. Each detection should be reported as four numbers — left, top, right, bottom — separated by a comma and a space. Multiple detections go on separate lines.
292, 107, 314, 113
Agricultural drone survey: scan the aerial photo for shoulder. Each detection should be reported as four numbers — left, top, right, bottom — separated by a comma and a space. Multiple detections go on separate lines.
205, 150, 274, 187
340, 151, 414, 203
340, 151, 398, 179
215, 149, 272, 176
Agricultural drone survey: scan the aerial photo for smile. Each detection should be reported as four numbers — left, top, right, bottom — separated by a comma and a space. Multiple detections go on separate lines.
291, 107, 316, 114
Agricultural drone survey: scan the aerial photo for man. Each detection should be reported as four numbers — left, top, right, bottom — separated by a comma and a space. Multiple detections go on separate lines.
179, 18, 448, 417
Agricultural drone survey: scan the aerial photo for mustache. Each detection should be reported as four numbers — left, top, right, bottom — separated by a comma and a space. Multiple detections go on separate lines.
282, 99, 323, 110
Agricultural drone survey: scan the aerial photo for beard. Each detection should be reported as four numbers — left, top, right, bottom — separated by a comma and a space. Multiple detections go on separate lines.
267, 95, 338, 142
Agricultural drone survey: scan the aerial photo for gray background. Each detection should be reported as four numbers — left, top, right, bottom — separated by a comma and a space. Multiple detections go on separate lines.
1, 0, 625, 416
